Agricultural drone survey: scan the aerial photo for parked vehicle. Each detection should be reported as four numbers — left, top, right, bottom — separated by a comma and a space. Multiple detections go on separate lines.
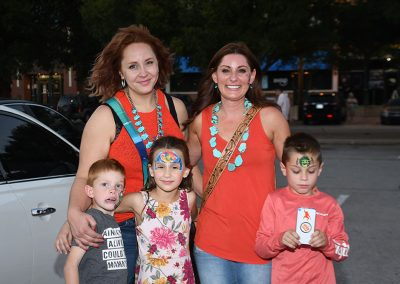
56, 94, 80, 120
302, 91, 347, 124
0, 105, 79, 284
0, 99, 82, 148
57, 93, 100, 122
380, 98, 400, 125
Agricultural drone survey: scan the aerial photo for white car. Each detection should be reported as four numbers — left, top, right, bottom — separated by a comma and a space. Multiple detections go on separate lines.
0, 105, 79, 283
0, 99, 82, 148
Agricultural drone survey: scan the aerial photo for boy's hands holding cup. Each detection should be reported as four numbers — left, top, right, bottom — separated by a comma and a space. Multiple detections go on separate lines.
281, 230, 301, 249
281, 229, 327, 250
309, 230, 327, 248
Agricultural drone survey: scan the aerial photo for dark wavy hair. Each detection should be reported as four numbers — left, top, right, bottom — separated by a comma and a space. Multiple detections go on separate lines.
282, 132, 322, 165
186, 42, 277, 126
88, 25, 173, 102
144, 136, 193, 192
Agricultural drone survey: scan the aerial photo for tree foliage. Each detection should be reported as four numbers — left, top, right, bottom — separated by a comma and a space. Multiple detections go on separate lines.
334, 0, 400, 64
1, 0, 400, 96
0, 0, 84, 95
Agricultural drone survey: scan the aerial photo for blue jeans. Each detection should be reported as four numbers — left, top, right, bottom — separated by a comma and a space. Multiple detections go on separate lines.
119, 218, 138, 284
194, 245, 271, 284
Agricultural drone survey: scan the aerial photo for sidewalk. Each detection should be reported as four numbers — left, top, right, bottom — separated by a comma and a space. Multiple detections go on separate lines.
344, 105, 381, 125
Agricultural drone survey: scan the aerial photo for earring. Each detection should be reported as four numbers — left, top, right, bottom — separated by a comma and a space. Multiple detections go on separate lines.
249, 83, 253, 89
121, 78, 126, 88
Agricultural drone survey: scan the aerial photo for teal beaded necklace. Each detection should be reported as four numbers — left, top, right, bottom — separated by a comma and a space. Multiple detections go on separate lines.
209, 99, 252, 171
126, 90, 164, 149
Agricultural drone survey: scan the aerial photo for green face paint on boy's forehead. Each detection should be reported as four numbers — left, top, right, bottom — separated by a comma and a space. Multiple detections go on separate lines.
297, 155, 314, 168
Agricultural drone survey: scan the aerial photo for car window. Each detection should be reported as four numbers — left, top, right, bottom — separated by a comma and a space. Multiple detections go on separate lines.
28, 105, 74, 132
0, 113, 79, 181
5, 104, 25, 112
28, 105, 82, 148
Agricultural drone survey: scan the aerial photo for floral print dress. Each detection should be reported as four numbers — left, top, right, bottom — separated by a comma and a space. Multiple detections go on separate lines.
136, 190, 195, 284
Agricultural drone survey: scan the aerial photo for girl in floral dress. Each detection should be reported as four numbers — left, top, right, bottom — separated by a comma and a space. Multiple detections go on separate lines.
116, 136, 197, 284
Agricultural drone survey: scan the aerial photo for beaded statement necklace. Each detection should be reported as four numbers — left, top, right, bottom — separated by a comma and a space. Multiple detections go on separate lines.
126, 90, 163, 149
209, 99, 252, 171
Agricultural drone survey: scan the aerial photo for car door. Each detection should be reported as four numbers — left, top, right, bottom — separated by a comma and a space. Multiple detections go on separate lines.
0, 109, 79, 284
0, 179, 32, 283
9, 176, 74, 283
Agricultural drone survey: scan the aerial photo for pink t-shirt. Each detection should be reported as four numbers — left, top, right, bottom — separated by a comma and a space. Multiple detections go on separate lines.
255, 186, 350, 284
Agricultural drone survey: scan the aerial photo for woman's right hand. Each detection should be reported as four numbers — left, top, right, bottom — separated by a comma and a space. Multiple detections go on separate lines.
68, 209, 104, 250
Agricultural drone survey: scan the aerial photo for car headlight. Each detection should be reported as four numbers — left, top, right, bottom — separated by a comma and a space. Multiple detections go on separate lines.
381, 110, 389, 117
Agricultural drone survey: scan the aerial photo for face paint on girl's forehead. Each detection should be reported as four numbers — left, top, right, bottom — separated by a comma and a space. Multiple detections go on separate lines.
154, 150, 183, 170
297, 155, 314, 168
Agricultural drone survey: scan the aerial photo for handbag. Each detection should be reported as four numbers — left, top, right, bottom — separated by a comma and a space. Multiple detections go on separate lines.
201, 106, 261, 210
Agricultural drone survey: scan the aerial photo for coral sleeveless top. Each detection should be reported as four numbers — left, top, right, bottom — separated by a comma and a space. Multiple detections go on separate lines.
195, 105, 276, 264
109, 90, 183, 223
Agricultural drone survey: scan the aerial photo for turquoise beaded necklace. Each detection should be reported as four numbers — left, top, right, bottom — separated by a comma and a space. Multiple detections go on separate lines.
126, 90, 164, 149
209, 99, 252, 171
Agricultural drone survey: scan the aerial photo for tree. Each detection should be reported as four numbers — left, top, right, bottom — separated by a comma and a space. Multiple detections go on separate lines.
0, 0, 84, 96
0, 0, 32, 96
168, 0, 337, 104
2, 0, 400, 100
334, 0, 400, 103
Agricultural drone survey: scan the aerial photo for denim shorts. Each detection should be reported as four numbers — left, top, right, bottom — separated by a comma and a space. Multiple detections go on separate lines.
193, 245, 271, 284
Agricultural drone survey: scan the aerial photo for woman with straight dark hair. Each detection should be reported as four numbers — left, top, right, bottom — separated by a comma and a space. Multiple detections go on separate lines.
187, 42, 290, 283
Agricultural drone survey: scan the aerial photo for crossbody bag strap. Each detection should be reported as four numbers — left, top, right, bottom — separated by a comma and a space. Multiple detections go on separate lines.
106, 97, 149, 185
201, 106, 261, 210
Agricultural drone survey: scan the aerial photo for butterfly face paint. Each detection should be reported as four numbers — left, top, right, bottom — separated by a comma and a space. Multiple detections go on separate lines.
154, 150, 183, 171
297, 155, 314, 168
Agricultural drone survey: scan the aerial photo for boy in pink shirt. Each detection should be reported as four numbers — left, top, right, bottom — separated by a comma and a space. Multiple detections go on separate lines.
255, 132, 349, 284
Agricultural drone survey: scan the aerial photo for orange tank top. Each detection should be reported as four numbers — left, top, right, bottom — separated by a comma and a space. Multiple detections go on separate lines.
195, 105, 276, 264
109, 90, 183, 223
